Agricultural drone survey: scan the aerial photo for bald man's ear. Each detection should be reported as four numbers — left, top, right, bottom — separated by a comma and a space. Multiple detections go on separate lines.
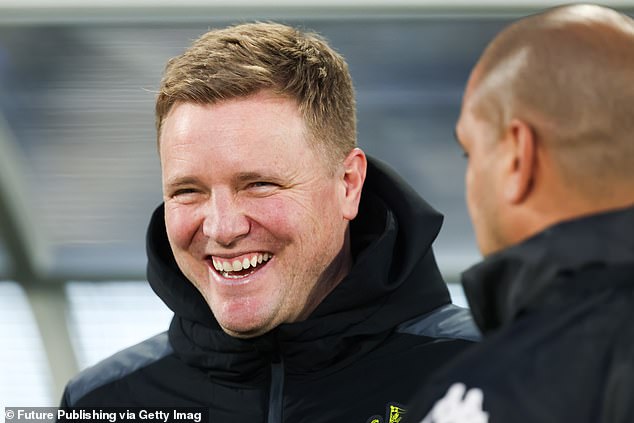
504, 119, 536, 204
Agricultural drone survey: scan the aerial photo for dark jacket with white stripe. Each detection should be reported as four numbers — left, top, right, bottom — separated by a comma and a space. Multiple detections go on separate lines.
60, 158, 478, 423
405, 205, 634, 423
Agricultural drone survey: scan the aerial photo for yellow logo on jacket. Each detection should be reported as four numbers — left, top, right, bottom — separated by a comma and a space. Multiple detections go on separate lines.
366, 403, 407, 423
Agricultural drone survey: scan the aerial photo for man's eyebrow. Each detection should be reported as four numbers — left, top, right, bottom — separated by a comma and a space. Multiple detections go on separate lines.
235, 171, 281, 182
236, 172, 263, 181
454, 128, 469, 151
453, 129, 461, 146
164, 176, 202, 187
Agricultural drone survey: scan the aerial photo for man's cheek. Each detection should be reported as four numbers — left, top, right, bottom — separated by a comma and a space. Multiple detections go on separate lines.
248, 198, 295, 231
165, 208, 197, 249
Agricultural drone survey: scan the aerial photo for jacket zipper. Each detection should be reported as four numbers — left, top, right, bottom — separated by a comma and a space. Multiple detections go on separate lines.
266, 352, 285, 423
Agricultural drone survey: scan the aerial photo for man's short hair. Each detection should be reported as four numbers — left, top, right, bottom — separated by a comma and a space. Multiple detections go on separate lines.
155, 22, 357, 169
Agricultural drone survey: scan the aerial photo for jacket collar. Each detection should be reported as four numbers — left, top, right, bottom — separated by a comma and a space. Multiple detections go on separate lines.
463, 205, 634, 334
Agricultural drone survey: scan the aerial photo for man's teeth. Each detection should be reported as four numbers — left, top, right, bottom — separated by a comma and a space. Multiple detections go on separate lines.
212, 253, 271, 273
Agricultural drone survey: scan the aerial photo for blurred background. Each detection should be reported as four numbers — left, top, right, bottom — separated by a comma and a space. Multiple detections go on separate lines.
1, 0, 632, 407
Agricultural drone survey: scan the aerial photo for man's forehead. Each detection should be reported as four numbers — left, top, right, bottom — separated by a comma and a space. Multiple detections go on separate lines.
457, 65, 485, 125
456, 75, 481, 137
464, 65, 484, 100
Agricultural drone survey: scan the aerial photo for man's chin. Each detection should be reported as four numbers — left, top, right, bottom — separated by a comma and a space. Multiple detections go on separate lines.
217, 318, 275, 339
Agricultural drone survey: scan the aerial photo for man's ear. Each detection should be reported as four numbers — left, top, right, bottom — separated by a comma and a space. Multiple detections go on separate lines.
504, 118, 536, 204
340, 148, 367, 221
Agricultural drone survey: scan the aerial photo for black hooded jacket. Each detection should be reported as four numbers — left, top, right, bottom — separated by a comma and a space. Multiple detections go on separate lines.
60, 158, 478, 422
405, 206, 634, 423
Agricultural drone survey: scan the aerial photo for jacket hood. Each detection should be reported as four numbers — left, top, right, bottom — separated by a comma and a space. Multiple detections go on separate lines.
463, 205, 634, 334
146, 156, 450, 375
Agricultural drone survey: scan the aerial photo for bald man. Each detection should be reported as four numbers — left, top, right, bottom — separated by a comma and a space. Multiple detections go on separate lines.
405, 5, 634, 423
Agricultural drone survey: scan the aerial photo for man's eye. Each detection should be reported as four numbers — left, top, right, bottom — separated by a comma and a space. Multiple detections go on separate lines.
172, 188, 198, 197
245, 181, 281, 195
249, 181, 276, 188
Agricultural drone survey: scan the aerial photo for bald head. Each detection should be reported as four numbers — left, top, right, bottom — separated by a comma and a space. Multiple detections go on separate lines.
468, 4, 634, 200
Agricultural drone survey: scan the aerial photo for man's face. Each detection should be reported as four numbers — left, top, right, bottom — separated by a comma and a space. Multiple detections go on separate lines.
160, 91, 356, 338
456, 82, 508, 257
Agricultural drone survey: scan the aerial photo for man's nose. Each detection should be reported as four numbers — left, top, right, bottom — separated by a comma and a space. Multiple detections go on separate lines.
202, 190, 250, 247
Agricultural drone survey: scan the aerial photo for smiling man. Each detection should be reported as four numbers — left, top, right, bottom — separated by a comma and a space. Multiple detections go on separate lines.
406, 4, 634, 423
60, 23, 477, 421
160, 93, 360, 339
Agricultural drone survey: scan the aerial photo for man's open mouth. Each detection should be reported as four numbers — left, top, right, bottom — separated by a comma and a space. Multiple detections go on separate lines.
208, 252, 272, 279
